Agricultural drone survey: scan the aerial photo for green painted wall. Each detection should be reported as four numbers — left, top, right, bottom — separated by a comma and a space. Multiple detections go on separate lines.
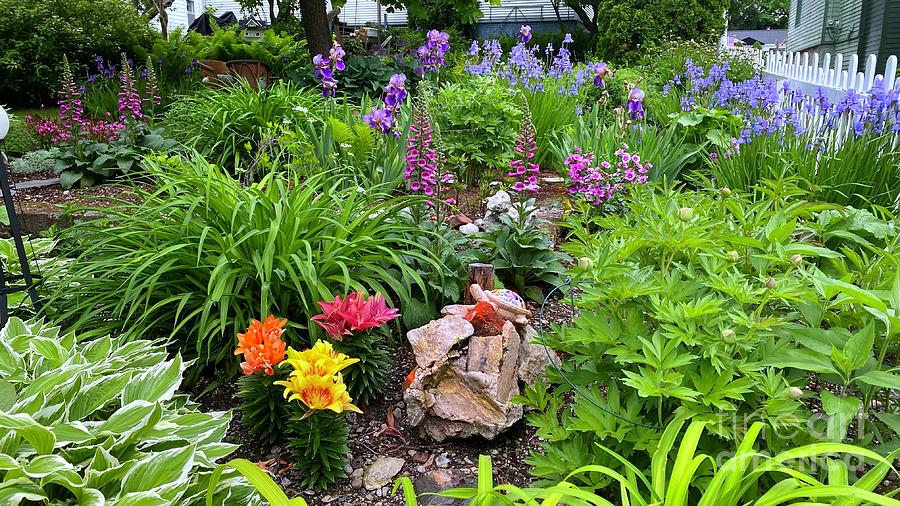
788, 0, 828, 51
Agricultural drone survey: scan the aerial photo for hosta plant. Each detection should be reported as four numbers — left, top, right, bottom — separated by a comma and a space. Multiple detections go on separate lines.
0, 317, 260, 504
392, 421, 900, 505
523, 180, 900, 485
310, 291, 401, 405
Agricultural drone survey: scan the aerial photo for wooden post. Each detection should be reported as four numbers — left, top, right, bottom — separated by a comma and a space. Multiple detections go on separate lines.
464, 263, 495, 305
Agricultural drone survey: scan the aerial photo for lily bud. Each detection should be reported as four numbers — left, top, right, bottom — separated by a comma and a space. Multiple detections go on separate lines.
678, 207, 694, 222
789, 387, 803, 400
721, 328, 736, 343
790, 254, 803, 265
726, 250, 739, 261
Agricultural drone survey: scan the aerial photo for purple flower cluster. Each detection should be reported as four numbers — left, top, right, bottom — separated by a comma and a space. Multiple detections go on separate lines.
405, 99, 440, 196
508, 110, 540, 194
313, 42, 346, 97
666, 58, 900, 145
365, 73, 407, 136
465, 27, 609, 97
117, 57, 143, 122
417, 30, 450, 74
565, 144, 650, 206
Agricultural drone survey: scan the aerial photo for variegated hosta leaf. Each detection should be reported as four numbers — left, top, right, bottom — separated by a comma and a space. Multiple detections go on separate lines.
0, 318, 262, 505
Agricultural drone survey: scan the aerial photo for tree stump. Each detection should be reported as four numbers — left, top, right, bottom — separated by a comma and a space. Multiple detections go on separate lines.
464, 263, 495, 305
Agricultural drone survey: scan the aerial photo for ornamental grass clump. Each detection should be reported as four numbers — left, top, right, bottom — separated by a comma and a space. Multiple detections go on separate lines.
311, 291, 401, 405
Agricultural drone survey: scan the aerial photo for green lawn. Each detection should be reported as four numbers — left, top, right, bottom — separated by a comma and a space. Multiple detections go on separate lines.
3, 107, 55, 154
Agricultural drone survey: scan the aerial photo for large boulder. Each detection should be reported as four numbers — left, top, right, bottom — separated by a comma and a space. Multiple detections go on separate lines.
404, 311, 556, 441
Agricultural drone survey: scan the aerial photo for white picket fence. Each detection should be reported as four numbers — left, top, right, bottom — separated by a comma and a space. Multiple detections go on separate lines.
763, 51, 898, 98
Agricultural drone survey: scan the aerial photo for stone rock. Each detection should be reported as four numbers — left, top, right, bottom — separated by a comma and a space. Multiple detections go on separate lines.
435, 454, 450, 468
363, 457, 405, 491
447, 213, 473, 229
413, 469, 474, 506
517, 325, 560, 385
459, 223, 480, 235
407, 316, 474, 369
485, 190, 512, 214
440, 305, 470, 318
467, 334, 503, 374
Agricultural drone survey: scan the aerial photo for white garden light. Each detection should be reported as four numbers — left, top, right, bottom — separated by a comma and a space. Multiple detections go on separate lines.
0, 105, 9, 140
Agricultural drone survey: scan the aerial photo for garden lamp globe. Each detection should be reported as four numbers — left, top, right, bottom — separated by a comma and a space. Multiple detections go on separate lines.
0, 105, 8, 141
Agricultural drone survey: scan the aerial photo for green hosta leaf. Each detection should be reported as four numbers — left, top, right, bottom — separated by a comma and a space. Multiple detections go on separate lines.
113, 491, 169, 506
120, 444, 196, 498
821, 392, 860, 442
23, 454, 75, 478
68, 372, 133, 421
121, 354, 185, 405
0, 413, 56, 454
99, 401, 161, 435
0, 379, 16, 411
0, 479, 47, 503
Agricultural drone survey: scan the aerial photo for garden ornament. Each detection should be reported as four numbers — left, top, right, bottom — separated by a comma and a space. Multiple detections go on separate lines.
468, 284, 531, 324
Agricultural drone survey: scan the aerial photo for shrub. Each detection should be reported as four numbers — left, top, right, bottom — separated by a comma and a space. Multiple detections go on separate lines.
9, 148, 60, 174
431, 78, 522, 182
164, 81, 326, 173
522, 181, 899, 485
46, 155, 438, 376
0, 0, 157, 105
0, 317, 261, 504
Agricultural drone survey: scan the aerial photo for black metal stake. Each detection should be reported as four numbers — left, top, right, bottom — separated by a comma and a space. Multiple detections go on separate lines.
0, 146, 43, 323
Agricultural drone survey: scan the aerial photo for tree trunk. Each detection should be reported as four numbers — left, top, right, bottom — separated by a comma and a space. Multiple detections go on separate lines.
568, 3, 597, 33
299, 0, 331, 58
268, 0, 276, 24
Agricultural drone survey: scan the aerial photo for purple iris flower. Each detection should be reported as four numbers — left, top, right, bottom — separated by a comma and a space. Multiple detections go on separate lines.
322, 76, 338, 97
563, 33, 573, 44
330, 42, 346, 71
384, 73, 407, 108
591, 62, 610, 88
364, 107, 393, 135
313, 54, 332, 79
627, 87, 645, 120
518, 25, 532, 44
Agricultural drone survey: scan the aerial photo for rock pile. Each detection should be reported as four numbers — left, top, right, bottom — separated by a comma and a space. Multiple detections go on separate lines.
403, 302, 556, 441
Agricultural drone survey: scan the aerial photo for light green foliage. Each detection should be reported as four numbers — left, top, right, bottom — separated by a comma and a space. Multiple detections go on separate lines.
524, 180, 900, 484
432, 78, 522, 182
46, 155, 439, 377
9, 149, 60, 175
523, 86, 579, 169
0, 237, 59, 314
165, 81, 326, 174
207, 459, 308, 506
482, 210, 569, 302
393, 423, 900, 505
709, 133, 900, 210
0, 317, 260, 505
670, 106, 743, 148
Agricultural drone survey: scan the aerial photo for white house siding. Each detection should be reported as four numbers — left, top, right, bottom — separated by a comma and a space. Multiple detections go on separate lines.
335, 0, 408, 26
333, 0, 586, 27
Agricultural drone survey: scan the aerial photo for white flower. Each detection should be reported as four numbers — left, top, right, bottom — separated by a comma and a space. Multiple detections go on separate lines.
293, 105, 309, 113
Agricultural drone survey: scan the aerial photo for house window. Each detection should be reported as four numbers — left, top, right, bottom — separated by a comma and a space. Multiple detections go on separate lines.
795, 0, 802, 27
187, 0, 196, 24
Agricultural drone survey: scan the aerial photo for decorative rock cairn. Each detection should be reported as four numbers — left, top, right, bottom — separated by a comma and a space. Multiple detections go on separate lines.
403, 266, 557, 441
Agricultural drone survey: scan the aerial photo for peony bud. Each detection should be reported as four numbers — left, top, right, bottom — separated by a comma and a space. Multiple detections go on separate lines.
678, 207, 694, 222
720, 187, 732, 197
789, 387, 803, 400
721, 328, 736, 343
765, 277, 777, 289
578, 257, 593, 269
726, 250, 740, 261
790, 254, 803, 265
